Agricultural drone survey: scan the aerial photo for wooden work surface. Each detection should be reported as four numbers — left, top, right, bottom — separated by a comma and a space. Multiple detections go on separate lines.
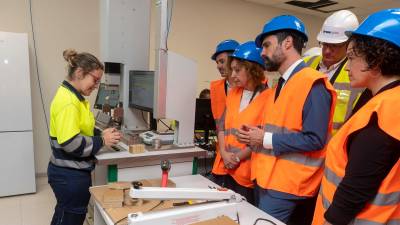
90, 179, 178, 225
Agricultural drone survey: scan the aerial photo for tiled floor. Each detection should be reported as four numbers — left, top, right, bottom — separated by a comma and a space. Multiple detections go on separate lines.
0, 158, 215, 225
0, 177, 89, 225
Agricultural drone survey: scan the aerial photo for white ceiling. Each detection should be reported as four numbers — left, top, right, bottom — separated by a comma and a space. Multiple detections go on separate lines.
244, 0, 400, 19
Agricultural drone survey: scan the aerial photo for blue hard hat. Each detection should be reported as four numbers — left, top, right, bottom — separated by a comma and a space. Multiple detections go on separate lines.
255, 15, 308, 47
345, 8, 400, 48
231, 41, 265, 69
211, 39, 240, 60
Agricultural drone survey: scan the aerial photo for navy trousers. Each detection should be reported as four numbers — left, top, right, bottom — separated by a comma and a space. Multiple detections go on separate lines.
255, 185, 315, 224
48, 163, 91, 225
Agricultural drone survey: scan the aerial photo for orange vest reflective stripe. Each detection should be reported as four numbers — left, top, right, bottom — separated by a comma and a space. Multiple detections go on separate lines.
251, 67, 336, 197
312, 85, 400, 225
210, 79, 228, 175
213, 87, 271, 187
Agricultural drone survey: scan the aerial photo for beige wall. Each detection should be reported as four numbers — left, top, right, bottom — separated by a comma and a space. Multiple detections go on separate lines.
1, 0, 323, 174
151, 0, 324, 92
0, 0, 100, 174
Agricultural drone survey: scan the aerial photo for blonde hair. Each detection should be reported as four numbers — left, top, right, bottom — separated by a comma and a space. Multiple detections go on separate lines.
63, 49, 104, 79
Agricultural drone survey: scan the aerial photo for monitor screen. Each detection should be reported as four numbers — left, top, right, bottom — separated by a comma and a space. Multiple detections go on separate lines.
129, 70, 155, 112
194, 98, 216, 131
94, 83, 120, 109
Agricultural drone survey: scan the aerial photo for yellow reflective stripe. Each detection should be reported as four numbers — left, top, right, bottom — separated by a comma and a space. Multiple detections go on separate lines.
324, 166, 400, 206
346, 88, 363, 118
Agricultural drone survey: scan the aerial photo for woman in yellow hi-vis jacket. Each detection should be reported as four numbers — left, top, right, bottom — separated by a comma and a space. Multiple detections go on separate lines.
312, 9, 400, 225
48, 49, 121, 225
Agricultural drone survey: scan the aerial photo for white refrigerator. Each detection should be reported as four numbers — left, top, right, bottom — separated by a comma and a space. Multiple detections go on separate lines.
0, 31, 36, 196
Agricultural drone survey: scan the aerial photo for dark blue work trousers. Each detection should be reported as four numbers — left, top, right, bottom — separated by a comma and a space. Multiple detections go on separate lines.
48, 163, 91, 225
255, 184, 316, 224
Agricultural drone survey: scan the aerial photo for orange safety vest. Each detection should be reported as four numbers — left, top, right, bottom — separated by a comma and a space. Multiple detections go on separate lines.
213, 87, 271, 187
210, 78, 228, 175
312, 85, 400, 225
251, 67, 336, 197
210, 79, 227, 130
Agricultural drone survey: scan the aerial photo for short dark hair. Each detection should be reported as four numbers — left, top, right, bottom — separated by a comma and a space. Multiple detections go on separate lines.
199, 88, 210, 99
272, 30, 306, 55
349, 34, 400, 76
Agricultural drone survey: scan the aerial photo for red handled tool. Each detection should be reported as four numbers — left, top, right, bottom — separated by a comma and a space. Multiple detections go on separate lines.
160, 160, 171, 187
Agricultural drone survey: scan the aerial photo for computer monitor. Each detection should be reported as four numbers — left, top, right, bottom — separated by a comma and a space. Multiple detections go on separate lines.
94, 83, 120, 109
128, 70, 155, 112
195, 98, 216, 131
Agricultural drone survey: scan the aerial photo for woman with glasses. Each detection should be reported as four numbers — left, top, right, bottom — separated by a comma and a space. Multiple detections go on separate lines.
48, 49, 121, 225
312, 8, 400, 225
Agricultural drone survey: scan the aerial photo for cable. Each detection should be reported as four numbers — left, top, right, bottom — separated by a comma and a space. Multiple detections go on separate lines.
149, 200, 164, 211
29, 0, 50, 137
165, 0, 174, 51
253, 218, 278, 225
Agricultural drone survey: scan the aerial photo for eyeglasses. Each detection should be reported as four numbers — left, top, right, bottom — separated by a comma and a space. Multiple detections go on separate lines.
319, 42, 347, 49
88, 72, 101, 84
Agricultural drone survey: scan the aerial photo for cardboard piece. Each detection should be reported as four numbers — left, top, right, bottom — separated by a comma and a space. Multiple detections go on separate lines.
103, 189, 124, 208
190, 216, 239, 225
90, 179, 176, 225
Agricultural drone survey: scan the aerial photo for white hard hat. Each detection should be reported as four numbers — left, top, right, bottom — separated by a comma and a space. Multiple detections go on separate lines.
317, 10, 359, 44
303, 47, 322, 57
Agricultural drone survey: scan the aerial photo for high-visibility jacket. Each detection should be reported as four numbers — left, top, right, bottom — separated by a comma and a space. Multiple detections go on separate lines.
49, 81, 99, 171
213, 87, 271, 187
210, 78, 228, 175
304, 55, 362, 133
312, 85, 400, 225
210, 79, 227, 132
251, 67, 336, 197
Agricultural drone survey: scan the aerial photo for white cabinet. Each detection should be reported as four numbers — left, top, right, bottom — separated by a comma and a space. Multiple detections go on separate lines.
0, 31, 35, 196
